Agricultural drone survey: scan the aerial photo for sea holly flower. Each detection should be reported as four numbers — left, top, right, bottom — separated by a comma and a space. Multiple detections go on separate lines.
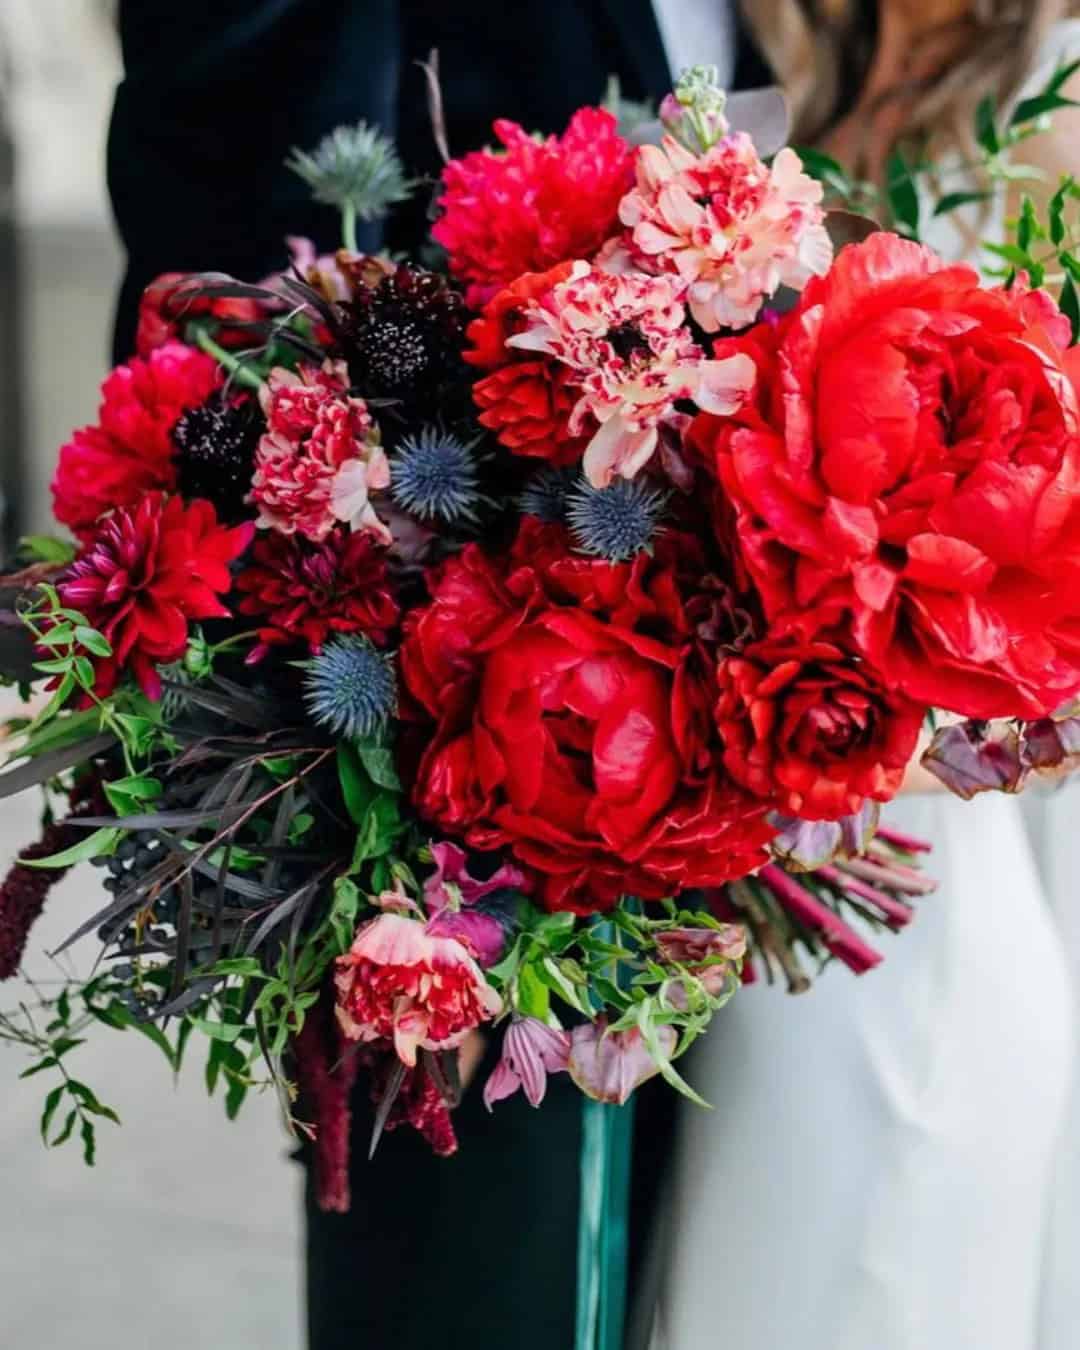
565, 477, 668, 562
611, 129, 832, 331
506, 263, 754, 486
483, 1017, 571, 1111
303, 635, 397, 740
251, 360, 390, 543
567, 1020, 677, 1105
335, 910, 502, 1067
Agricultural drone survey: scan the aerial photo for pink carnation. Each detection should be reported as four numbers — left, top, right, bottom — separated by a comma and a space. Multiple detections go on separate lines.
251, 360, 390, 543
433, 108, 633, 308
614, 133, 833, 331
506, 262, 754, 485
334, 911, 502, 1068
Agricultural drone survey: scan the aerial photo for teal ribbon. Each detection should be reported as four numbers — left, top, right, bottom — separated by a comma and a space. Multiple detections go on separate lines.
575, 1096, 636, 1350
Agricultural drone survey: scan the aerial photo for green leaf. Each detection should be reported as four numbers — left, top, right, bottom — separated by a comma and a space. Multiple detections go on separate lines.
1012, 92, 1080, 126
337, 741, 375, 825
189, 1014, 247, 1043
50, 1109, 78, 1148
1061, 274, 1080, 345
1060, 251, 1080, 284
635, 1003, 711, 1109
1016, 195, 1043, 252
516, 962, 550, 1020
357, 743, 401, 792
66, 1080, 120, 1123
40, 1085, 65, 1142
933, 189, 992, 217
20, 1057, 58, 1079
886, 149, 920, 238
19, 535, 76, 565
73, 657, 96, 689
1048, 177, 1073, 245
975, 94, 1000, 153
105, 774, 162, 817
74, 626, 112, 658
983, 241, 1036, 269
80, 1117, 97, 1166
133, 1019, 180, 1071
19, 826, 121, 870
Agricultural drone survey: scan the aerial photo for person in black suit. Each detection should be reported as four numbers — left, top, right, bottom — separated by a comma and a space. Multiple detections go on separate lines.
107, 6, 769, 1346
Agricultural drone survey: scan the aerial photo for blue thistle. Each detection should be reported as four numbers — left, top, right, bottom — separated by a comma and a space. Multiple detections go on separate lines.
286, 122, 413, 223
304, 636, 397, 740
566, 477, 668, 561
390, 427, 485, 525
519, 466, 579, 523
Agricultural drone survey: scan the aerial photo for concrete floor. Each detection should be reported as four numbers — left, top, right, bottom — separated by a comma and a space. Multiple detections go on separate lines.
0, 698, 304, 1349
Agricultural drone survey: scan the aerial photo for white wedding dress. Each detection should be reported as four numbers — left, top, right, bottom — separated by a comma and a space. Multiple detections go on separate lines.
650, 20, 1080, 1350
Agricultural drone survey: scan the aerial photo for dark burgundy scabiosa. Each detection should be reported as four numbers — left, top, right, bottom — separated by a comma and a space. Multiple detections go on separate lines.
339, 262, 469, 412
58, 493, 253, 699
171, 398, 261, 523
234, 528, 399, 661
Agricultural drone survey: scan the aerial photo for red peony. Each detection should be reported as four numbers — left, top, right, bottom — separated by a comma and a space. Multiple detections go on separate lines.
234, 528, 398, 661
692, 233, 1080, 718
58, 493, 252, 698
51, 342, 222, 538
400, 519, 774, 914
714, 635, 924, 820
433, 108, 633, 307
334, 911, 501, 1067
465, 263, 587, 465
135, 272, 263, 358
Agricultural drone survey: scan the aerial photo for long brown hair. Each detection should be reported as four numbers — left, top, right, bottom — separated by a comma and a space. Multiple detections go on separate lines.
739, 0, 1077, 158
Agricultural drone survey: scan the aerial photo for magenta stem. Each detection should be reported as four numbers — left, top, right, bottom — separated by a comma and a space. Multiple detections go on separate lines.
817, 865, 914, 929
760, 864, 882, 974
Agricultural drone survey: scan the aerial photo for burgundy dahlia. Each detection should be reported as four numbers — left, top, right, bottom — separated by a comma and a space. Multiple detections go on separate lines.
234, 528, 399, 661
58, 493, 253, 699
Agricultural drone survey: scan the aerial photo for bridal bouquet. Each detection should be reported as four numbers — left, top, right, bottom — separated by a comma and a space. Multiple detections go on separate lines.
2, 66, 1076, 1209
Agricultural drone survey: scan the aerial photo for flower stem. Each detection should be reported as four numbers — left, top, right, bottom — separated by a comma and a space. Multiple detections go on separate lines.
193, 329, 264, 392
341, 201, 358, 254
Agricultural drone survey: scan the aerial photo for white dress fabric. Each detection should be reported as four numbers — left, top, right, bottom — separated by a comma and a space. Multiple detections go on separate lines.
652, 21, 1080, 1350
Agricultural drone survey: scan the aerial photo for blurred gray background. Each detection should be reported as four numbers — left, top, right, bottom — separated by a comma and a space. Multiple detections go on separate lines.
0, 4, 302, 1345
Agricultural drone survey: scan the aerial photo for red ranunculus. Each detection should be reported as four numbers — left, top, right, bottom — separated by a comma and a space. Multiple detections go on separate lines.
234, 528, 398, 661
58, 493, 252, 698
135, 272, 263, 358
51, 342, 222, 538
692, 233, 1080, 719
400, 519, 774, 914
433, 108, 633, 307
714, 635, 924, 820
466, 263, 587, 465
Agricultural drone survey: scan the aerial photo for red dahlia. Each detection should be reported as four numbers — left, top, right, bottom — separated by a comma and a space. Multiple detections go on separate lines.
400, 519, 774, 914
51, 342, 222, 538
59, 493, 253, 699
434, 108, 633, 307
465, 263, 587, 466
235, 528, 399, 661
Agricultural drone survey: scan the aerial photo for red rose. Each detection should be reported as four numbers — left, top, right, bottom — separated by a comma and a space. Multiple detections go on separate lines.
400, 520, 774, 914
693, 233, 1080, 718
135, 272, 263, 358
714, 635, 924, 820
51, 342, 222, 538
433, 108, 632, 306
466, 263, 587, 466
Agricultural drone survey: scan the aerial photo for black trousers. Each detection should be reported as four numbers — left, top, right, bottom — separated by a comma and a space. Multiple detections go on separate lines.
304, 1042, 674, 1349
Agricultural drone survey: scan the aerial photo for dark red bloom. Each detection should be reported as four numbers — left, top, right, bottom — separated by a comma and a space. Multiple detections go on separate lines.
370, 1056, 458, 1158
692, 233, 1080, 719
292, 991, 359, 1214
59, 493, 253, 699
400, 519, 774, 914
434, 107, 633, 307
135, 272, 263, 358
714, 635, 924, 820
466, 263, 586, 465
51, 343, 222, 538
235, 528, 398, 661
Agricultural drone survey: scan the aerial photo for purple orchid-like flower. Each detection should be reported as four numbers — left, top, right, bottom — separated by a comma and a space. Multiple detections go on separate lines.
567, 1019, 678, 1106
769, 799, 880, 871
483, 1016, 571, 1111
921, 720, 1027, 799
422, 842, 525, 967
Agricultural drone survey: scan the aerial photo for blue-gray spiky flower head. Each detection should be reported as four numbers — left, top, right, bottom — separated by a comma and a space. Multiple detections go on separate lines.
286, 122, 413, 221
390, 427, 485, 525
304, 636, 397, 740
519, 466, 579, 524
566, 477, 668, 561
